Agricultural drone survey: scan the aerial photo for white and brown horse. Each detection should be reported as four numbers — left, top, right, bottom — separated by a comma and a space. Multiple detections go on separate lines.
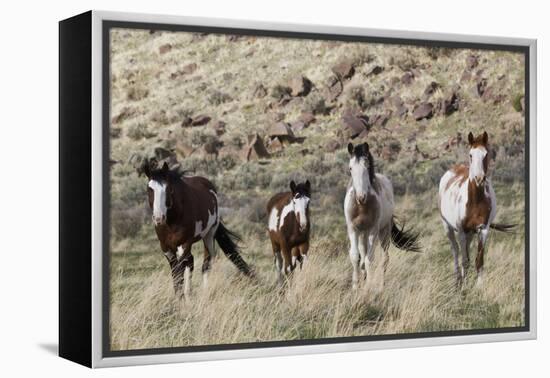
142, 161, 252, 299
439, 131, 514, 286
345, 143, 421, 290
267, 180, 311, 283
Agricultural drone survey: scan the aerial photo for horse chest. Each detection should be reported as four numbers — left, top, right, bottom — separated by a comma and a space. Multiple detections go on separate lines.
350, 196, 380, 231
463, 198, 491, 231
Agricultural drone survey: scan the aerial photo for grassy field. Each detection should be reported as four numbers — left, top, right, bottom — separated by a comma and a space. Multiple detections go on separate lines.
108, 28, 526, 351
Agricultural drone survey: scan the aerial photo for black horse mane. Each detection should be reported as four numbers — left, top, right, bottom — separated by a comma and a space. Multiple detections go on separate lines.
140, 159, 187, 183
352, 143, 376, 185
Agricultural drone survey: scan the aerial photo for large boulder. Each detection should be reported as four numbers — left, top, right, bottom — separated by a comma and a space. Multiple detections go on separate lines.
243, 134, 270, 161
288, 75, 312, 97
341, 112, 369, 139
191, 114, 211, 126
332, 60, 355, 80
412, 103, 434, 121
269, 122, 296, 143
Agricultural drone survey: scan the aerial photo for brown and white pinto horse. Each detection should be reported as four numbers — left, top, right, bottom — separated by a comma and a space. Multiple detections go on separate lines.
439, 131, 513, 286
267, 180, 311, 283
142, 161, 252, 299
345, 143, 421, 290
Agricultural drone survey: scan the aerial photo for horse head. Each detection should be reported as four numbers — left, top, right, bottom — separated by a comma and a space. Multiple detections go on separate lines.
467, 131, 489, 187
347, 142, 375, 204
143, 161, 175, 226
289, 180, 311, 232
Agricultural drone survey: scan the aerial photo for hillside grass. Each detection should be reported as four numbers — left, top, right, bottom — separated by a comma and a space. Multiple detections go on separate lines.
108, 28, 526, 351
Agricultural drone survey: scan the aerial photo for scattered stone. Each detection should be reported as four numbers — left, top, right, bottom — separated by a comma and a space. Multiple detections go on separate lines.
288, 75, 312, 97
182, 63, 197, 74
158, 43, 172, 54
267, 137, 284, 153
271, 112, 285, 122
401, 71, 415, 85
243, 134, 270, 161
396, 105, 408, 118
211, 120, 226, 136
203, 137, 224, 158
440, 91, 459, 116
476, 78, 488, 97
466, 55, 479, 70
412, 103, 434, 121
298, 112, 316, 126
290, 121, 306, 132
191, 115, 211, 126
269, 122, 295, 142
366, 65, 384, 77
111, 107, 136, 124
252, 83, 268, 98
325, 140, 342, 152
341, 112, 369, 139
370, 110, 392, 127
326, 79, 343, 102
381, 140, 401, 162
332, 60, 355, 80
180, 116, 193, 127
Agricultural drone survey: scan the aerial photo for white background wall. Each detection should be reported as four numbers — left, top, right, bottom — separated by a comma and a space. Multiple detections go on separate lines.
0, 0, 546, 376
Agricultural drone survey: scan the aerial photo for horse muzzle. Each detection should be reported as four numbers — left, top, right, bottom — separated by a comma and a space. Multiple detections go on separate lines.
356, 194, 368, 205
474, 176, 486, 187
153, 214, 166, 226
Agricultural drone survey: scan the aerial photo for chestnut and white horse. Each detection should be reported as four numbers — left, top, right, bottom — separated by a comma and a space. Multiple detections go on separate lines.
345, 143, 421, 290
267, 180, 311, 283
439, 131, 513, 286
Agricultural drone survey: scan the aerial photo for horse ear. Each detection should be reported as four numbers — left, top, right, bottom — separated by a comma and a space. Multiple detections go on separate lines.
347, 143, 354, 155
290, 180, 297, 194
305, 180, 311, 194
468, 132, 474, 145
162, 162, 169, 174
363, 142, 369, 152
482, 131, 488, 144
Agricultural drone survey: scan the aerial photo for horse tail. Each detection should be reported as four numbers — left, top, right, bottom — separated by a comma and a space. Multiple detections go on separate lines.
390, 217, 422, 253
215, 222, 253, 276
490, 223, 517, 233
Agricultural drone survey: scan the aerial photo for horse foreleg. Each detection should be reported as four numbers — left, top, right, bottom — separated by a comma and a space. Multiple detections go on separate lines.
476, 227, 489, 286
298, 241, 309, 269
457, 231, 470, 285
176, 245, 194, 299
280, 243, 293, 277
364, 233, 377, 289
443, 223, 461, 286
348, 228, 360, 290
291, 247, 300, 270
270, 239, 283, 285
164, 251, 181, 295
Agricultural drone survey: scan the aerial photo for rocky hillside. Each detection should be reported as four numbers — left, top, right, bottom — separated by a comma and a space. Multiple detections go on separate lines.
109, 28, 525, 243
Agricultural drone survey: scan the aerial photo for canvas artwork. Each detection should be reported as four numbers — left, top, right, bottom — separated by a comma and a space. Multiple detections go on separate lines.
104, 25, 528, 354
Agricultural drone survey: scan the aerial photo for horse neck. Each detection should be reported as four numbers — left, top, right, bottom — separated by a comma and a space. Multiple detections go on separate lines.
166, 179, 186, 223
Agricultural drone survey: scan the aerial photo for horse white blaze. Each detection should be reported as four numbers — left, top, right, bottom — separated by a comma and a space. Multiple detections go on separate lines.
349, 157, 370, 202
293, 196, 310, 230
469, 146, 487, 186
149, 180, 168, 224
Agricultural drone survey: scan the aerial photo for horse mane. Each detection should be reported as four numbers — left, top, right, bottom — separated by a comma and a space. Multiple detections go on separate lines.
352, 144, 376, 184
141, 158, 187, 183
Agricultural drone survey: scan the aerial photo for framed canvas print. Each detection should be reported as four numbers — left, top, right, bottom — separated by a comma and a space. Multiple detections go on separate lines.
59, 10, 537, 368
